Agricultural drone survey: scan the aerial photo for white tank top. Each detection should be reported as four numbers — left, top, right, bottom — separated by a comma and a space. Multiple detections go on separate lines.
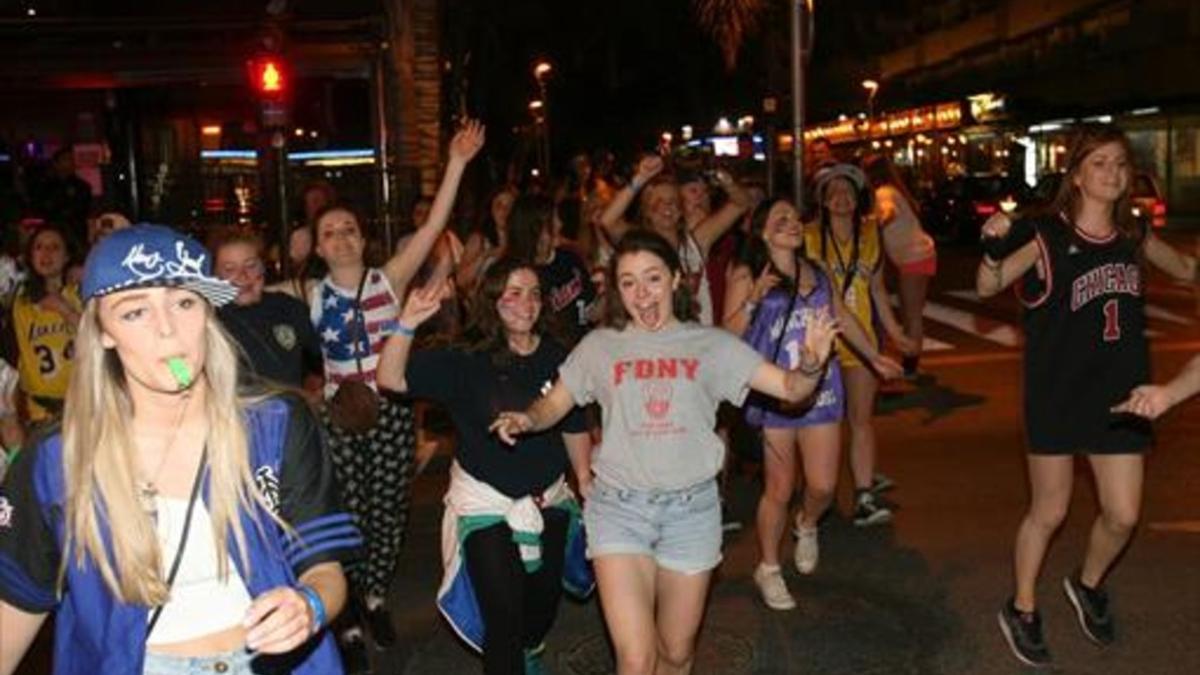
146, 497, 253, 646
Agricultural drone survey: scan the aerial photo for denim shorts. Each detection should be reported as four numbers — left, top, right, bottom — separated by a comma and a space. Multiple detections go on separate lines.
143, 649, 255, 675
583, 477, 722, 574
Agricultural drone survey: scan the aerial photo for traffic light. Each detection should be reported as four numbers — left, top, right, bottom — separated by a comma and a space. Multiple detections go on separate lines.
248, 56, 288, 99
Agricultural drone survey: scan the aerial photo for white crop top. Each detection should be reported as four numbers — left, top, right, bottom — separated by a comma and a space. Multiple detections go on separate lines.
146, 497, 254, 646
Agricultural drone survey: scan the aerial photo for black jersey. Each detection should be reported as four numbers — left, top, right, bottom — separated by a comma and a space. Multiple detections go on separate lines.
1017, 215, 1151, 454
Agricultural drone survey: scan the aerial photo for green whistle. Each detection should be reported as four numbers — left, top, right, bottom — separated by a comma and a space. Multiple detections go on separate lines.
167, 357, 193, 389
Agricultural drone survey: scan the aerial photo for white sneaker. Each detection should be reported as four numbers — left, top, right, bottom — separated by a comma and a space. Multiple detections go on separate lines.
794, 524, 819, 575
753, 564, 796, 610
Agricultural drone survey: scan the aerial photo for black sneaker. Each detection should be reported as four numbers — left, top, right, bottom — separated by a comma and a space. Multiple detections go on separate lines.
852, 490, 893, 527
1063, 572, 1115, 646
997, 599, 1052, 668
338, 632, 371, 674
364, 605, 397, 649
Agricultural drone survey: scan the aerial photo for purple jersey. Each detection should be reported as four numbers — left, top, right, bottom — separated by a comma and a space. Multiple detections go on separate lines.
742, 265, 844, 428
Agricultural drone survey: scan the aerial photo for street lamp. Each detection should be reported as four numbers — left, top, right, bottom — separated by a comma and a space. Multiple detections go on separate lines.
862, 79, 879, 122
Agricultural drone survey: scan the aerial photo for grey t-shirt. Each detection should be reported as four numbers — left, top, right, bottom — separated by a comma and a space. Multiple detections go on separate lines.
559, 322, 764, 490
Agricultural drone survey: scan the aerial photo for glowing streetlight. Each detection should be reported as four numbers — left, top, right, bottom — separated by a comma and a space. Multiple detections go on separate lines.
862, 79, 880, 121
528, 100, 544, 113
533, 61, 552, 80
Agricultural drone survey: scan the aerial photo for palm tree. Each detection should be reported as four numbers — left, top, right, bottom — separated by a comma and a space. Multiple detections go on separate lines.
692, 0, 766, 71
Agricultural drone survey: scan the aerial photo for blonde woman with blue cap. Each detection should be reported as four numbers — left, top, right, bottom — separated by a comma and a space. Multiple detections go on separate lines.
0, 224, 361, 675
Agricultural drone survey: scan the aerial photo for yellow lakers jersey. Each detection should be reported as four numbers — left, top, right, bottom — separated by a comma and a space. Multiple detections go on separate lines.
14, 285, 81, 421
804, 219, 882, 368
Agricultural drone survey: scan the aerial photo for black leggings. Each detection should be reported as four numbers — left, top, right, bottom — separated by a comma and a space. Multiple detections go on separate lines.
463, 507, 569, 675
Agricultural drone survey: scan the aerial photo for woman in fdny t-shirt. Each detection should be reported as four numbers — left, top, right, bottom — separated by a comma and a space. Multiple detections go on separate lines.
376, 258, 591, 674
490, 230, 839, 675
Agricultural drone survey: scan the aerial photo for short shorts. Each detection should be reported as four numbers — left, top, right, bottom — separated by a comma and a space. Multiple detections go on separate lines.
583, 477, 721, 574
899, 255, 937, 277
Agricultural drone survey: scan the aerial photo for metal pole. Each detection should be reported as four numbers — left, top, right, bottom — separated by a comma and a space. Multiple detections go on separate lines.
791, 0, 806, 211
373, 51, 395, 252
271, 130, 290, 279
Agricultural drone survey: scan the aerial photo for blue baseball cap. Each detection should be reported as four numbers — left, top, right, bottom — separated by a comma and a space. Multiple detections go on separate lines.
81, 224, 238, 306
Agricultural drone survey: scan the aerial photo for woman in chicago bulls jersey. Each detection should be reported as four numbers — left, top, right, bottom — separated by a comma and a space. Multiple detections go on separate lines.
977, 125, 1200, 668
490, 230, 840, 675
724, 198, 901, 610
376, 259, 594, 675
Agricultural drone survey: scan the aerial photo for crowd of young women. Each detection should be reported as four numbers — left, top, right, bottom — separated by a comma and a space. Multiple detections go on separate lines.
2, 123, 1198, 675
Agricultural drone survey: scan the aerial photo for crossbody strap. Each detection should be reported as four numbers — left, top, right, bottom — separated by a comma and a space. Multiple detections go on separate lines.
146, 448, 208, 640
349, 271, 370, 377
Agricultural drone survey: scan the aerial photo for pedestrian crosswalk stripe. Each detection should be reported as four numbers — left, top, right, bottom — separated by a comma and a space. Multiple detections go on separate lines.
1145, 304, 1195, 326
920, 300, 1022, 347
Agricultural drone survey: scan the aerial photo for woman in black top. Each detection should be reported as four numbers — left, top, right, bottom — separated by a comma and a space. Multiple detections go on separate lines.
977, 125, 1200, 668
377, 258, 593, 675
506, 194, 598, 346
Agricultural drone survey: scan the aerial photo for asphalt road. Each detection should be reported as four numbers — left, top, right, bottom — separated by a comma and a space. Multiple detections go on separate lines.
388, 240, 1200, 675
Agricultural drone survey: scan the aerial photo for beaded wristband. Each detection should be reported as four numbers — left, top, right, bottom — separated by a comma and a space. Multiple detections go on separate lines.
395, 323, 416, 338
295, 584, 326, 635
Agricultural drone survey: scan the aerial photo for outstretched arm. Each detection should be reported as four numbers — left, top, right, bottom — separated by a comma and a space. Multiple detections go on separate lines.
383, 120, 485, 298
1143, 233, 1200, 285
748, 310, 840, 403
489, 380, 576, 445
831, 284, 903, 379
1112, 353, 1200, 420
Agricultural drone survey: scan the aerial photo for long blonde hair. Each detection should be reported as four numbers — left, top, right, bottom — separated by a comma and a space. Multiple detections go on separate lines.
60, 300, 274, 606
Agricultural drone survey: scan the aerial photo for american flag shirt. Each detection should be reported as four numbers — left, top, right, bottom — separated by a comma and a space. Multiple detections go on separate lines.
310, 268, 401, 399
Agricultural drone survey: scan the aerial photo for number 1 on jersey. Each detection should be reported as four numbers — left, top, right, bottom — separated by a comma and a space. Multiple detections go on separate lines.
1102, 298, 1121, 342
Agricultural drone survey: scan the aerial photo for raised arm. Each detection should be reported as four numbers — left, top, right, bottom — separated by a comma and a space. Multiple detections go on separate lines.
598, 155, 664, 244
691, 169, 751, 256
1142, 232, 1200, 285
383, 120, 485, 298
976, 214, 1041, 298
748, 309, 839, 403
722, 263, 778, 336
489, 380, 577, 445
375, 283, 444, 393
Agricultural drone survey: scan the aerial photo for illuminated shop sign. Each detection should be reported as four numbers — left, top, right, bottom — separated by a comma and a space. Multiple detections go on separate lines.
968, 93, 1007, 123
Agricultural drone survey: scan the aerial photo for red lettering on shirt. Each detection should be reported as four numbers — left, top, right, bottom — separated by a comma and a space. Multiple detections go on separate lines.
611, 358, 700, 385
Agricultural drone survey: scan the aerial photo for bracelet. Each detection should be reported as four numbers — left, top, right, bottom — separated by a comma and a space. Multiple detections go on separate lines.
981, 256, 1001, 269
797, 350, 825, 377
743, 300, 757, 315
295, 584, 326, 635
630, 176, 645, 193
395, 323, 416, 338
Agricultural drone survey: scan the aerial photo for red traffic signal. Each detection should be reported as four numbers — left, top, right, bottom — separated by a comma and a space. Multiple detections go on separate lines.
247, 56, 287, 98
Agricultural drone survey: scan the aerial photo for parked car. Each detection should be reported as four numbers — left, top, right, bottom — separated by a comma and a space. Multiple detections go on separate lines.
1031, 171, 1167, 229
920, 173, 1027, 244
